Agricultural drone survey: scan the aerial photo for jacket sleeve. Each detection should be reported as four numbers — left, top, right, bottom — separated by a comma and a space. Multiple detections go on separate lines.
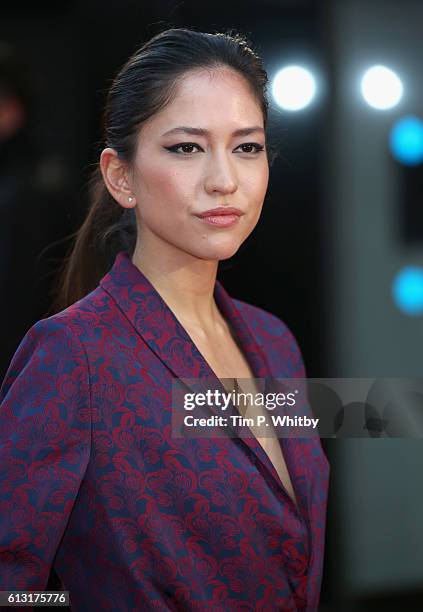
0, 317, 91, 590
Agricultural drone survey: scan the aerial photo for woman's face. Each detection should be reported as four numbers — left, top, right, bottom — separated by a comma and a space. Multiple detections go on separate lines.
130, 67, 269, 262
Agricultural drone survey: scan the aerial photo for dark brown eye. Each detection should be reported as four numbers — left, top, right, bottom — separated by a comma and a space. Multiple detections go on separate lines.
238, 143, 265, 154
165, 143, 201, 154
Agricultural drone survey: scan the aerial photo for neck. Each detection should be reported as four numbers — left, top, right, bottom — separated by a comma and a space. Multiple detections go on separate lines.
131, 237, 225, 335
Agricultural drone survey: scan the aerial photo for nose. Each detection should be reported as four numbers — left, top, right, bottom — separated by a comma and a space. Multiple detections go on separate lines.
204, 150, 238, 195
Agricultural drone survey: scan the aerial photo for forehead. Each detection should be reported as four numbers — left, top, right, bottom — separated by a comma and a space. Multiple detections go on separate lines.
141, 68, 264, 137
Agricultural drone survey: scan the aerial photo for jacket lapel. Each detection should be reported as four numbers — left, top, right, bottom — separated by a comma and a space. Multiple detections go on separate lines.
99, 250, 307, 522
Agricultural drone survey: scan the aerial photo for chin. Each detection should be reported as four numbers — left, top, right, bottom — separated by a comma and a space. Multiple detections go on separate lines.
217, 247, 240, 261
195, 242, 241, 261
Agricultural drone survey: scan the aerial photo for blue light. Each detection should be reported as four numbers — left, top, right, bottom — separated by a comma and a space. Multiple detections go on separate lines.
389, 115, 423, 165
392, 266, 423, 315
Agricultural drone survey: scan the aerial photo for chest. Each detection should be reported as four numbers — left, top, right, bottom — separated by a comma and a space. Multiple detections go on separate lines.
184, 327, 299, 509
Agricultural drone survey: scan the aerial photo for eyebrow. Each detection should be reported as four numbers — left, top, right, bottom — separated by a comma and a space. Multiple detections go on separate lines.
161, 126, 265, 138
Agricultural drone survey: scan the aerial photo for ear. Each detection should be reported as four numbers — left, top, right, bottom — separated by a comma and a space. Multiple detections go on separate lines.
99, 148, 135, 209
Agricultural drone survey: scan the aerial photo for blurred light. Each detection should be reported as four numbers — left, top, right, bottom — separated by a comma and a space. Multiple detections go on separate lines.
389, 115, 423, 165
272, 65, 316, 111
392, 266, 423, 315
360, 65, 403, 110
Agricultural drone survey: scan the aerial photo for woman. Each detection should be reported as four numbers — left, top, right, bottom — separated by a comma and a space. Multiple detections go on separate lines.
0, 28, 329, 611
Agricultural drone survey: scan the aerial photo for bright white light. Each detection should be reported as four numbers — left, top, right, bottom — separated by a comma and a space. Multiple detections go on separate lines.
360, 65, 403, 110
272, 65, 316, 111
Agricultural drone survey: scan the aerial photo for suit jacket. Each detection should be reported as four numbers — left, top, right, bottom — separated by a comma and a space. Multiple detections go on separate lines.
0, 250, 329, 611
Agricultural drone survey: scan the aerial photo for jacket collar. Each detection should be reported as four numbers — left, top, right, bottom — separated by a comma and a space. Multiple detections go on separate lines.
99, 250, 271, 383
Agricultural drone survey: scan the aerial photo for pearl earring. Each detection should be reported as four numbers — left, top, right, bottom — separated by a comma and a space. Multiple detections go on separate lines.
128, 196, 134, 204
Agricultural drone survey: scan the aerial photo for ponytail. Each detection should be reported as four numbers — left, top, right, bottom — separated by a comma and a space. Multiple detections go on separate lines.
47, 165, 136, 314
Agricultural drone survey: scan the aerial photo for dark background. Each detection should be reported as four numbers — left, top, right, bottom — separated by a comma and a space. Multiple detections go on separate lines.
2, 1, 423, 609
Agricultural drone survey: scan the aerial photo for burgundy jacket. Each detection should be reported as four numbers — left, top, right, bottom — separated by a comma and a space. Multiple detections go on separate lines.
0, 251, 329, 611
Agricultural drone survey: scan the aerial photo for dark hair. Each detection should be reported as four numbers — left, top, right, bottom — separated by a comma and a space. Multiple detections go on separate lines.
49, 26, 275, 314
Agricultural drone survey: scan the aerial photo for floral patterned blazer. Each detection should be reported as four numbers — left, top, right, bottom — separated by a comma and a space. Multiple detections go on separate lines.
0, 250, 329, 611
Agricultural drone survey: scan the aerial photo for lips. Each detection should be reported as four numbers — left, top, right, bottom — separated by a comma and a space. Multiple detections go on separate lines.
195, 207, 243, 218
194, 210, 242, 228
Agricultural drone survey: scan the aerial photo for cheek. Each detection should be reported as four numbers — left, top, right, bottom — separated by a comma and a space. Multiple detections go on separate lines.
257, 162, 270, 194
136, 159, 194, 211
244, 165, 269, 206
